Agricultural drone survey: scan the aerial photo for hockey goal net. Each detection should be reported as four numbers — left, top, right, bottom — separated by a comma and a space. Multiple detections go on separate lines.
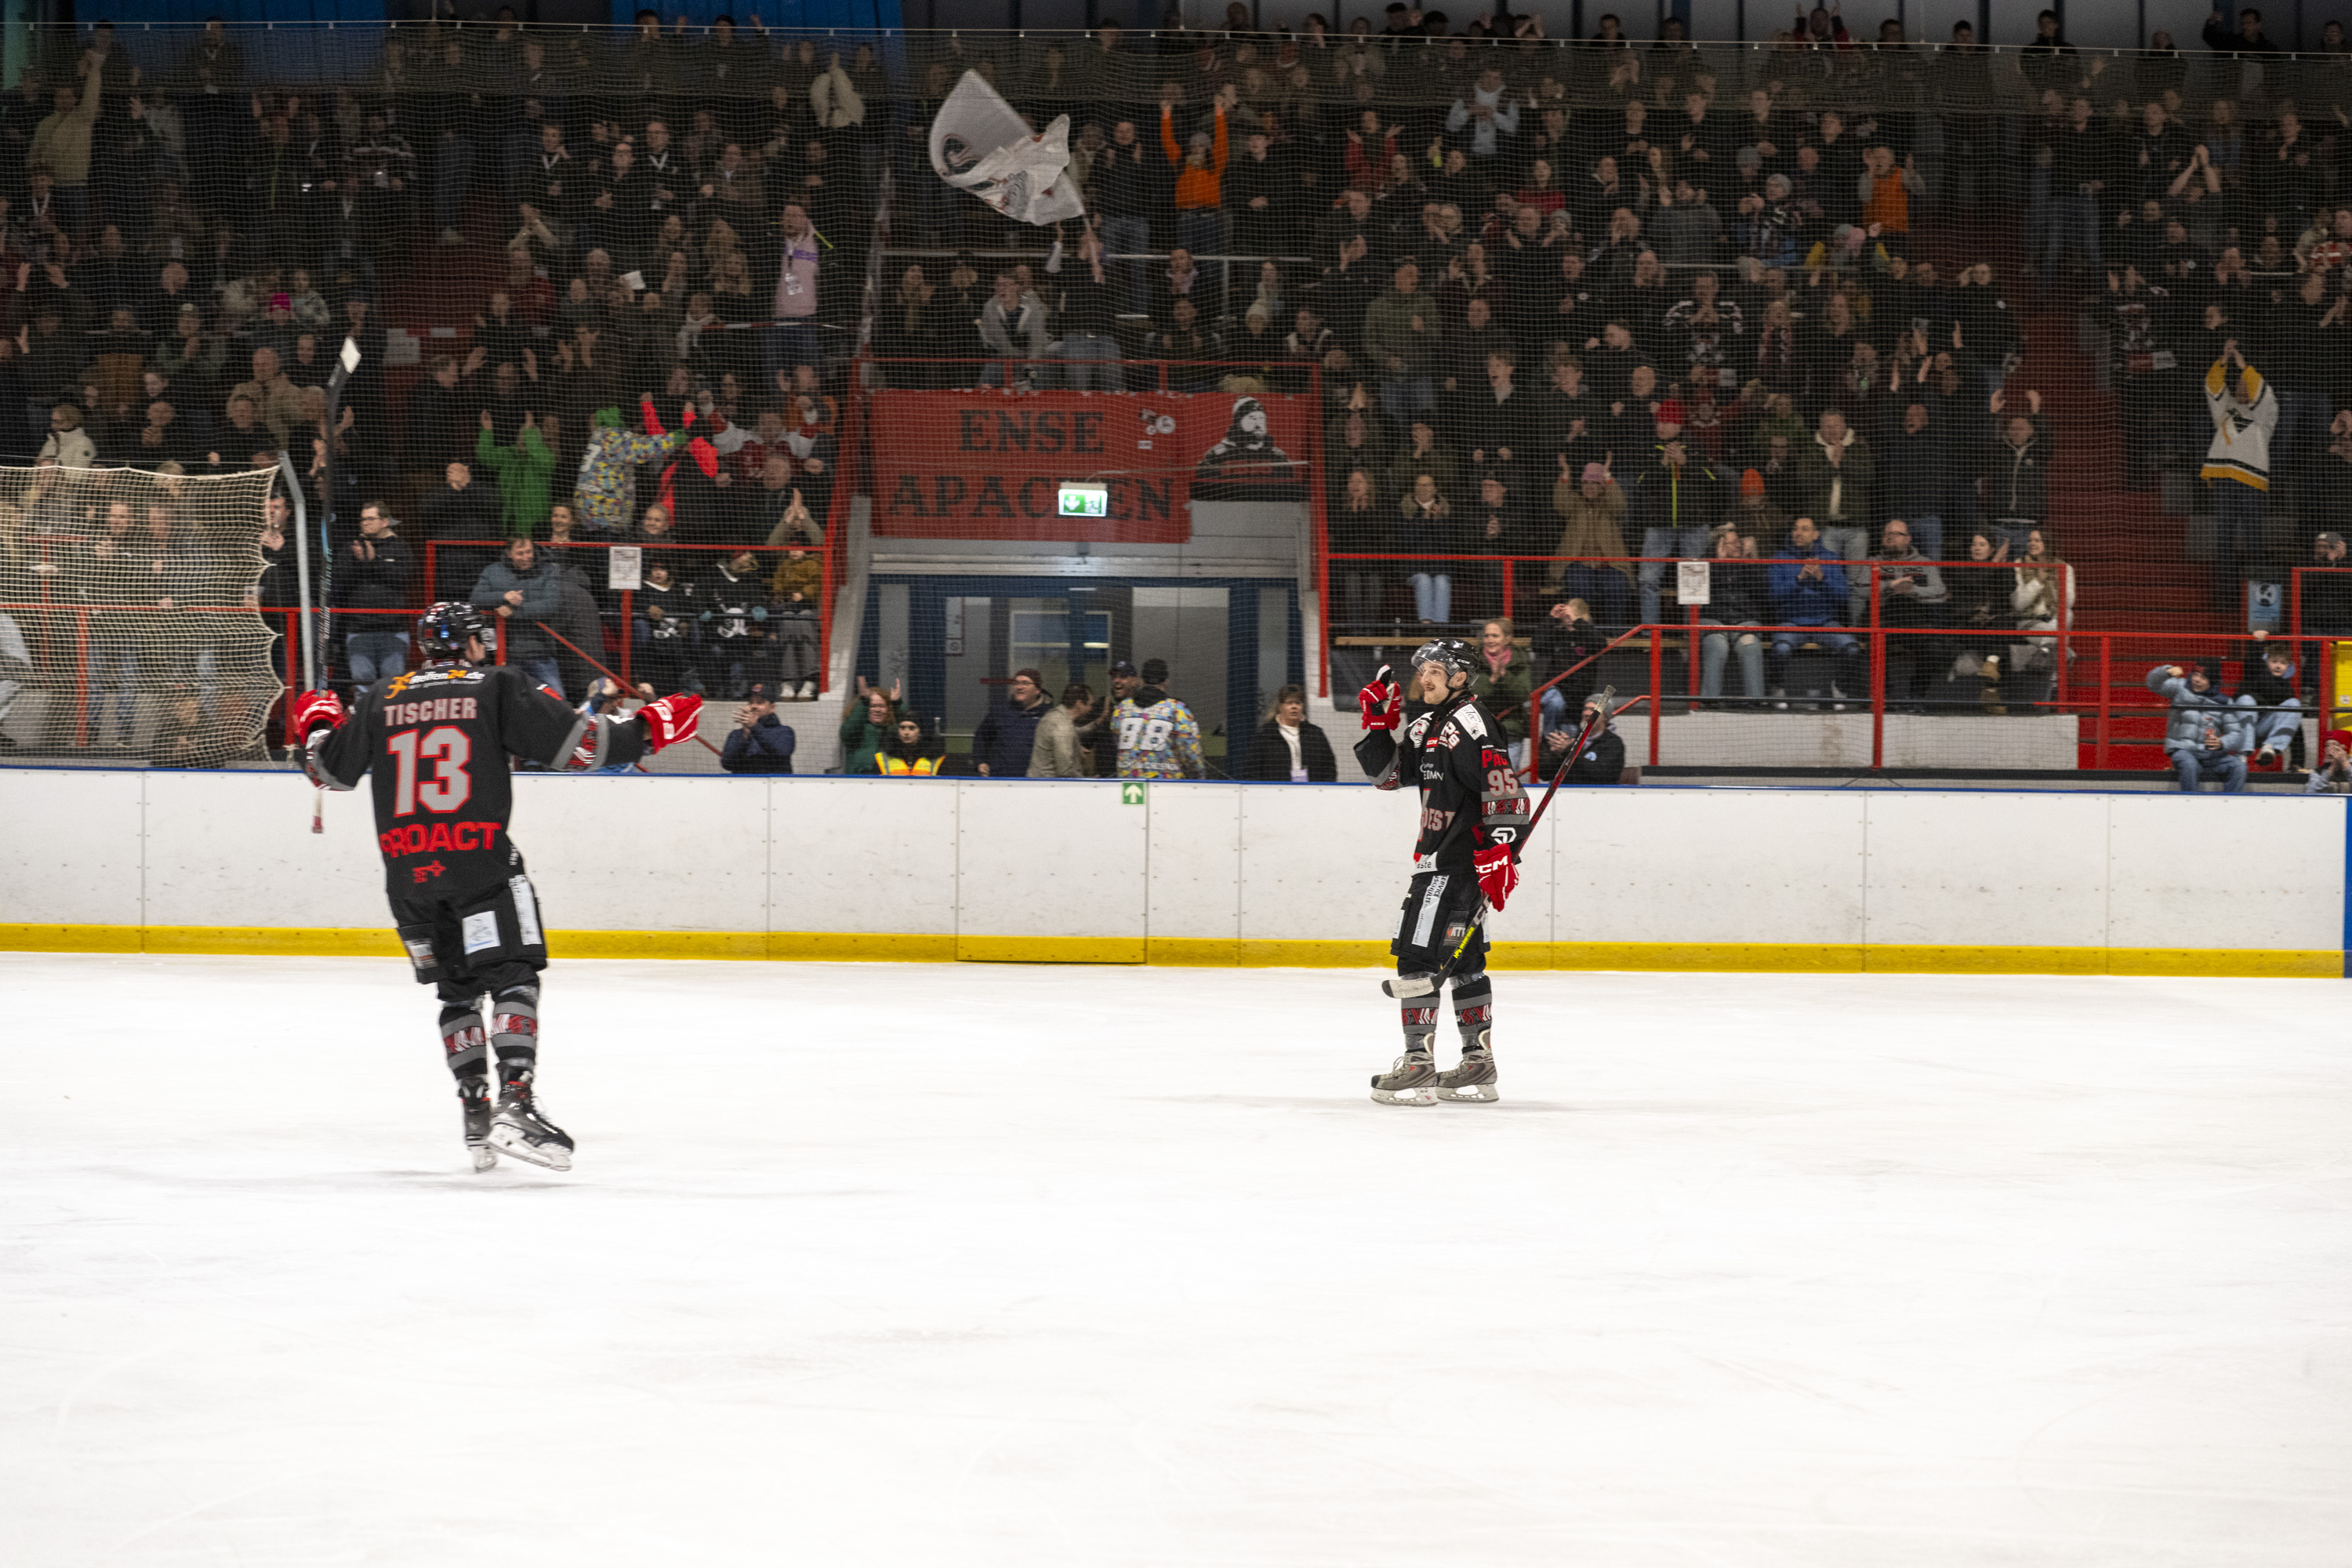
2, 464, 288, 766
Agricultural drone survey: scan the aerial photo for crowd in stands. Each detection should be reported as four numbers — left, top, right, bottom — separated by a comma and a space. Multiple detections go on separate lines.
0, 12, 2348, 766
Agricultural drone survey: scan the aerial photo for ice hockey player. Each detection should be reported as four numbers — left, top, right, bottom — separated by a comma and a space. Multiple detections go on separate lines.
1354, 639, 1530, 1105
289, 601, 702, 1171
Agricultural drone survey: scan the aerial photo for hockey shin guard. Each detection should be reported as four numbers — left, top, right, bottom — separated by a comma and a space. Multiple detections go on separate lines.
490, 985, 541, 1087
437, 1006, 488, 1083
1399, 997, 1439, 1056
1451, 971, 1494, 1051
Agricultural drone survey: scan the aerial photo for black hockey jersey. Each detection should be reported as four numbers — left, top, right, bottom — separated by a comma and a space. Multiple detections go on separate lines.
309, 662, 648, 894
1356, 695, 1530, 872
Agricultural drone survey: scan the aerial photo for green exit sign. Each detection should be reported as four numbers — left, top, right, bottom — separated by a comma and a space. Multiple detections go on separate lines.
1120, 782, 1147, 805
1058, 482, 1109, 518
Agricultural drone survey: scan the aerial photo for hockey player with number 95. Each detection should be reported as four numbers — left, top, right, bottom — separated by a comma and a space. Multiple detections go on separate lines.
1354, 639, 1529, 1105
290, 601, 703, 1171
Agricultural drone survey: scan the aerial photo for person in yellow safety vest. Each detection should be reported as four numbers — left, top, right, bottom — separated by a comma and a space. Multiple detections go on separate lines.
877, 713, 944, 775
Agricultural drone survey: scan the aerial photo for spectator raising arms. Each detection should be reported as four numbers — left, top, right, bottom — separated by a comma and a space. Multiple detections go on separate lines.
2147, 661, 2252, 793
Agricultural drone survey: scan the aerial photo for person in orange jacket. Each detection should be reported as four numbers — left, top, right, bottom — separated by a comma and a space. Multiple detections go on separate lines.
1161, 84, 1232, 262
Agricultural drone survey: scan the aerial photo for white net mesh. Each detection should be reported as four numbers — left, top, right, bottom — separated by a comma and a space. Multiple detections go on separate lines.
1, 466, 287, 766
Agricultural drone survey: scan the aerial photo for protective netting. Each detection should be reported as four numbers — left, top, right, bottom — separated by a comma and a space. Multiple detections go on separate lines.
4, 19, 2352, 777
0, 464, 281, 764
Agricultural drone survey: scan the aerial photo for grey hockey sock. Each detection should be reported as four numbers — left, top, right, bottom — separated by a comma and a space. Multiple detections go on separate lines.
437, 1006, 488, 1082
1398, 997, 1439, 1056
491, 985, 540, 1086
1453, 972, 1493, 1051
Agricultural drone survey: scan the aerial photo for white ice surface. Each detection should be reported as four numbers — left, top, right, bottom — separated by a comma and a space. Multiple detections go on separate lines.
1, 956, 2347, 1567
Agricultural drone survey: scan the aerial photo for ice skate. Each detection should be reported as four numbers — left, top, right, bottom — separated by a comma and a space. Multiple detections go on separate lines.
1436, 1044, 1500, 1104
460, 1080, 497, 1171
488, 1078, 574, 1171
1370, 1049, 1438, 1106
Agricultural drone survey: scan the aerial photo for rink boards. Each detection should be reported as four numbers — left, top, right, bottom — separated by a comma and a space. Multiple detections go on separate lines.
1, 770, 2346, 977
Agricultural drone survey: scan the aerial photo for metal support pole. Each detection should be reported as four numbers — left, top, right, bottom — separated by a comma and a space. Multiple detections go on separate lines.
274, 449, 317, 692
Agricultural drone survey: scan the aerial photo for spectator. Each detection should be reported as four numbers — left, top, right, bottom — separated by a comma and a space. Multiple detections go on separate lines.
1539, 691, 1628, 785
38, 404, 93, 467
2201, 340, 2276, 612
768, 201, 822, 383
1632, 406, 1721, 628
1445, 64, 1520, 166
1116, 657, 1205, 780
336, 501, 416, 692
1533, 593, 1605, 737
1027, 681, 1097, 778
879, 713, 946, 775
1089, 119, 1156, 314
973, 667, 1053, 777
720, 683, 798, 774
2147, 660, 2252, 793
833, 682, 895, 775
575, 400, 687, 535
1880, 400, 1955, 564
419, 458, 503, 597
1363, 259, 1439, 427
1548, 459, 1633, 629
695, 550, 770, 699
1795, 407, 1874, 623
474, 410, 556, 539
1722, 465, 1792, 558
469, 537, 566, 697
2241, 634, 2303, 769
1395, 471, 1462, 625
229, 347, 306, 448
1160, 85, 1231, 258
1048, 229, 1125, 392
2303, 728, 2352, 793
632, 558, 694, 694
1468, 615, 1534, 766
1697, 525, 1769, 708
1873, 519, 1949, 713
978, 270, 1052, 390
78, 500, 146, 749
1766, 516, 1865, 709
1241, 684, 1338, 782
2009, 528, 2072, 710
1984, 389, 2048, 554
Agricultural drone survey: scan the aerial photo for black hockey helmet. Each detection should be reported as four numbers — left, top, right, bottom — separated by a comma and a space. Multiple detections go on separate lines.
415, 601, 490, 658
1410, 637, 1478, 685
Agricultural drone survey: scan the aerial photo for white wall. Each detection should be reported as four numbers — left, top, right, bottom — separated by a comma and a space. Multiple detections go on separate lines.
2, 770, 2342, 961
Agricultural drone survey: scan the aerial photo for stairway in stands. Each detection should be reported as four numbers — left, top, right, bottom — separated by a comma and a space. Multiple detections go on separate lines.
2013, 307, 2237, 769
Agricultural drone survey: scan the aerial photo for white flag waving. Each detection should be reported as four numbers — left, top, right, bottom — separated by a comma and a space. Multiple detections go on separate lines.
928, 70, 1086, 227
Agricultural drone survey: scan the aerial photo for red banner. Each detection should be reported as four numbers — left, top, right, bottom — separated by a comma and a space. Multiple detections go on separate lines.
870, 388, 1312, 541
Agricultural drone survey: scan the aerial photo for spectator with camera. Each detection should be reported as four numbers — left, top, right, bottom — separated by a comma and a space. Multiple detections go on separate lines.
335, 500, 415, 693
720, 683, 798, 775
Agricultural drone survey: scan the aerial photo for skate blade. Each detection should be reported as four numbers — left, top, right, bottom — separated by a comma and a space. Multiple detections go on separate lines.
487, 1125, 574, 1171
1370, 1084, 1438, 1105
469, 1144, 498, 1171
1436, 1084, 1501, 1103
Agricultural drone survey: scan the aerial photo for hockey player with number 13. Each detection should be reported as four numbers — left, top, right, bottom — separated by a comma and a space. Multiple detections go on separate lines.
290, 602, 703, 1171
1354, 639, 1530, 1105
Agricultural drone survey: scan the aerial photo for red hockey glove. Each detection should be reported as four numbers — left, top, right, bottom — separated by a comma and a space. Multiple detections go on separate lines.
1473, 843, 1518, 913
1359, 663, 1402, 732
289, 689, 346, 741
638, 692, 703, 752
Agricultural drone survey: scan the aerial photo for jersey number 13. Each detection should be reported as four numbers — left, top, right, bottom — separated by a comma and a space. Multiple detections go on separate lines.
386, 727, 473, 815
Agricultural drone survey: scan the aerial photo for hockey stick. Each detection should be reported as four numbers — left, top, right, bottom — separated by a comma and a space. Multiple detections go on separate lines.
1381, 686, 1616, 1000
528, 619, 728, 758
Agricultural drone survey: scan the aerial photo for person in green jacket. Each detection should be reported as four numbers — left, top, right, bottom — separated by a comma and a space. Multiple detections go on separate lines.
838, 680, 899, 775
476, 410, 557, 538
1469, 615, 1534, 765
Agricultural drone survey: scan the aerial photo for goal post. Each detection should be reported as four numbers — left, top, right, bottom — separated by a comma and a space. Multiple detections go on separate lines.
2, 464, 290, 766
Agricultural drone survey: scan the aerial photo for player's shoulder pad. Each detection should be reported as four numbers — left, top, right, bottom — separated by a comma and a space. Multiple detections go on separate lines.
1451, 702, 1490, 742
